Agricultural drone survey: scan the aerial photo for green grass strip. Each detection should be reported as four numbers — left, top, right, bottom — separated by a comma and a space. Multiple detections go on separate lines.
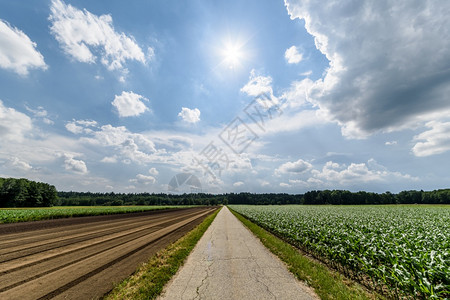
229, 207, 381, 300
104, 207, 221, 300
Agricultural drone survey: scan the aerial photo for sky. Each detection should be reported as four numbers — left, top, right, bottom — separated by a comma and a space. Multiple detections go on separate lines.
0, 0, 450, 194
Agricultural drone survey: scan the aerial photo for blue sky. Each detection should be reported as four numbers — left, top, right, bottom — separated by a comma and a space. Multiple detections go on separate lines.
1, 0, 450, 194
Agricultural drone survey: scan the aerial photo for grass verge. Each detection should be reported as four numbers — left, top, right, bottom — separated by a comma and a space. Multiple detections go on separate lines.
104, 207, 221, 300
229, 207, 381, 300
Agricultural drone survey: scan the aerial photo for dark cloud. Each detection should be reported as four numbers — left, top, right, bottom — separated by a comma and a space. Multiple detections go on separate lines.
286, 0, 450, 138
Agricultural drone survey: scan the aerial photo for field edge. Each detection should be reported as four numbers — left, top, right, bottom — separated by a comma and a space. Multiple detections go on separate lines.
104, 206, 221, 300
229, 206, 381, 300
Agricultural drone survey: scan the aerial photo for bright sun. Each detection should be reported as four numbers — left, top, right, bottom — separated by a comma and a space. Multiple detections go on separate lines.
221, 42, 244, 69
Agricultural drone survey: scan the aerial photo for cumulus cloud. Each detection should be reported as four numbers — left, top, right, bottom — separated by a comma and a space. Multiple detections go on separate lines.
132, 174, 156, 185
0, 100, 32, 141
68, 120, 156, 164
233, 181, 244, 187
0, 20, 47, 75
49, 0, 148, 72
308, 160, 414, 186
275, 158, 312, 175
112, 91, 149, 117
412, 121, 450, 157
285, 0, 450, 138
285, 45, 303, 64
62, 153, 88, 174
178, 107, 200, 123
241, 69, 274, 97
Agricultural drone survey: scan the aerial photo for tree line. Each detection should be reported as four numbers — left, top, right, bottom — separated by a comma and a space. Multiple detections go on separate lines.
0, 178, 58, 207
1, 177, 449, 207
302, 189, 450, 205
58, 189, 450, 206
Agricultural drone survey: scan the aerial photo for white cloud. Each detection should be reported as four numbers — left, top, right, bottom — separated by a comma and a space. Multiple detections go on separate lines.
178, 107, 200, 123
0, 100, 32, 141
112, 91, 149, 117
241, 69, 273, 97
275, 158, 312, 175
285, 45, 303, 64
69, 121, 157, 164
65, 122, 83, 134
49, 0, 148, 72
300, 70, 312, 76
385, 141, 398, 146
240, 70, 325, 136
132, 174, 156, 185
100, 155, 118, 163
5, 157, 32, 171
149, 167, 159, 176
276, 159, 416, 191
233, 181, 244, 187
76, 120, 98, 127
309, 160, 414, 185
25, 105, 48, 118
0, 20, 47, 75
285, 0, 450, 138
66, 119, 97, 134
62, 153, 88, 174
412, 121, 450, 157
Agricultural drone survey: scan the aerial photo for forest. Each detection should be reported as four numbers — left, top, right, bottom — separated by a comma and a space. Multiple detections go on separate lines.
1, 177, 449, 207
0, 177, 58, 207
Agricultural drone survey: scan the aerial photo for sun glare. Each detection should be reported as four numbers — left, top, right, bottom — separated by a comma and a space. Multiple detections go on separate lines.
220, 41, 244, 70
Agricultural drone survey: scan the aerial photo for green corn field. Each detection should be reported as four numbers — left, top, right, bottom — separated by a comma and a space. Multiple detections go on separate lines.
229, 205, 450, 299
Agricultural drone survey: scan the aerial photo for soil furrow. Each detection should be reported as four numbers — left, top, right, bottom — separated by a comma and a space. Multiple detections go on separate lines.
0, 207, 215, 300
0, 208, 197, 248
0, 209, 204, 264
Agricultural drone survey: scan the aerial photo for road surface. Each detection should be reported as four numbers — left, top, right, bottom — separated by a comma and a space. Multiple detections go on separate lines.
159, 206, 318, 300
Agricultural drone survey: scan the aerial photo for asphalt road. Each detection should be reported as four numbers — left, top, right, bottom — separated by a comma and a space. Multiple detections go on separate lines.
0, 207, 215, 300
159, 206, 318, 299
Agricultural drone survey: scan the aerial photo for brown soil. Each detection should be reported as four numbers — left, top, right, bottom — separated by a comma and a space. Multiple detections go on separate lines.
0, 207, 216, 300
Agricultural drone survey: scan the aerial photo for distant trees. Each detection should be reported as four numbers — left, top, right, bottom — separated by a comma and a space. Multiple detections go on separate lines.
302, 189, 450, 205
56, 191, 221, 206
0, 178, 57, 207
1, 176, 449, 207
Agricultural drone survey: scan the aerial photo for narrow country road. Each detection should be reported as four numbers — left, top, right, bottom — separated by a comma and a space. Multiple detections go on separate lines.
0, 207, 215, 300
159, 206, 318, 300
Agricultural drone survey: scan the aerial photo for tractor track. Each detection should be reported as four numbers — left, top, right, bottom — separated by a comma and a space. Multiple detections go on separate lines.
0, 207, 216, 299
